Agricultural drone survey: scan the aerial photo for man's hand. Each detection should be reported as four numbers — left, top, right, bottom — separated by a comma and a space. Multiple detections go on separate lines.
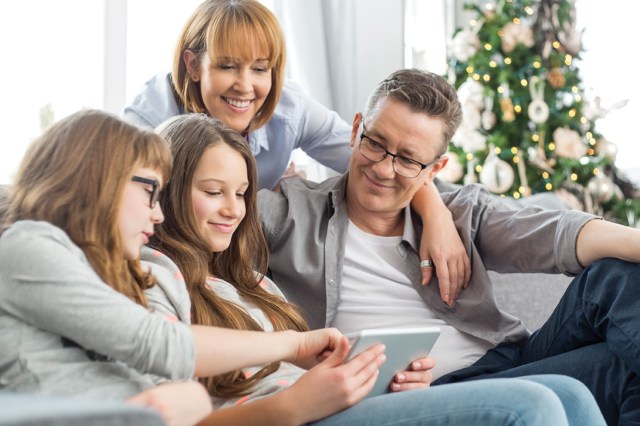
389, 356, 435, 392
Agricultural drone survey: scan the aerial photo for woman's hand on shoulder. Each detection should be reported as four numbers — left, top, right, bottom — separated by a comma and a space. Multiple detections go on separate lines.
280, 336, 386, 423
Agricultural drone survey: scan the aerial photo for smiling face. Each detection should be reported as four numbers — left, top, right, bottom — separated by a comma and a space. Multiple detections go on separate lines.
191, 143, 248, 253
346, 97, 448, 233
185, 51, 272, 134
118, 167, 165, 260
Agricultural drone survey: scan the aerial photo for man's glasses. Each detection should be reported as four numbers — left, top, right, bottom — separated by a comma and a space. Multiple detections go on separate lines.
131, 176, 160, 208
359, 124, 440, 178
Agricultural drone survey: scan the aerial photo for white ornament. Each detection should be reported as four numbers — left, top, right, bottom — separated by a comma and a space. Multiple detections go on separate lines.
500, 22, 534, 53
553, 127, 587, 159
587, 174, 616, 204
595, 138, 618, 161
462, 105, 482, 130
452, 127, 487, 152
481, 96, 496, 130
527, 76, 549, 124
464, 158, 478, 185
451, 29, 480, 62
480, 146, 515, 193
438, 153, 464, 183
458, 78, 485, 110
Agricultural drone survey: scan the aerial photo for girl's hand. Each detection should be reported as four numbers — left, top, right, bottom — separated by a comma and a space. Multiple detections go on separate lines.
389, 356, 435, 392
282, 336, 386, 423
127, 382, 212, 426
287, 328, 347, 369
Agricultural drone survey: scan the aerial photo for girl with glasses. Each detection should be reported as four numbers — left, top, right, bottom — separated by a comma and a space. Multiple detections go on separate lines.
0, 110, 358, 426
144, 112, 605, 425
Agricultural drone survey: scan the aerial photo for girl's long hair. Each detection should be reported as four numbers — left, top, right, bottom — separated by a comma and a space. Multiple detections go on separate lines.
2, 109, 172, 305
152, 114, 307, 397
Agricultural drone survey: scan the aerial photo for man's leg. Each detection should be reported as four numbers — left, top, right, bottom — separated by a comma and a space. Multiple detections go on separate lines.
311, 377, 595, 426
521, 258, 640, 374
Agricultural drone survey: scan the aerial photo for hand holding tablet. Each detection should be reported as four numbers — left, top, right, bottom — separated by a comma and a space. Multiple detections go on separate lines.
346, 326, 440, 398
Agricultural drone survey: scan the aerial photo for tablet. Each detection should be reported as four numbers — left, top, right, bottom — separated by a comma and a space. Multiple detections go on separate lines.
346, 326, 440, 398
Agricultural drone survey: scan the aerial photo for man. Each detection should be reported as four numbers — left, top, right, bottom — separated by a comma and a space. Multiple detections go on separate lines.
258, 69, 640, 424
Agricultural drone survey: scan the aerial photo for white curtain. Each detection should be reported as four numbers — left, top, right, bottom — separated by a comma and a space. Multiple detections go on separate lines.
273, 0, 356, 121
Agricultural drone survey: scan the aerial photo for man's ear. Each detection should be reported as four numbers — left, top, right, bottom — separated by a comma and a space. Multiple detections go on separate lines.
350, 113, 362, 148
424, 155, 449, 184
183, 50, 200, 82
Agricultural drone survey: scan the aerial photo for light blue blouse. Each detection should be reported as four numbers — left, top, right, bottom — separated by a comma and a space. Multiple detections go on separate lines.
122, 73, 352, 189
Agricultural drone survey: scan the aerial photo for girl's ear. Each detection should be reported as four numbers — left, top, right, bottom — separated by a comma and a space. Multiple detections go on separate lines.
184, 50, 200, 82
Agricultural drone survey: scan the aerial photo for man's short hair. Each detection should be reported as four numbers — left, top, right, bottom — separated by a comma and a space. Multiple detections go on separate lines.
364, 69, 462, 154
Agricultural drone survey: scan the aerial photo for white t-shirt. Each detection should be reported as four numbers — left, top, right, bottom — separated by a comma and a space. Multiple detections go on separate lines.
331, 220, 492, 380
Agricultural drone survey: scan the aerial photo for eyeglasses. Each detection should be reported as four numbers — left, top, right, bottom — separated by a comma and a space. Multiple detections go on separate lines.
359, 124, 440, 178
131, 176, 160, 208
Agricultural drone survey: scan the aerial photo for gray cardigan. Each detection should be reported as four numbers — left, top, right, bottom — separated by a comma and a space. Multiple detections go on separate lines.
258, 174, 596, 346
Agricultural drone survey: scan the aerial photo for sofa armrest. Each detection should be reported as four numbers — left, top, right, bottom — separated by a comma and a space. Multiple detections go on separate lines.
0, 393, 164, 426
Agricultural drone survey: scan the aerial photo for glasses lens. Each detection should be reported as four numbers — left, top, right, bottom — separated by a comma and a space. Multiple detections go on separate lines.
394, 159, 421, 178
361, 137, 385, 161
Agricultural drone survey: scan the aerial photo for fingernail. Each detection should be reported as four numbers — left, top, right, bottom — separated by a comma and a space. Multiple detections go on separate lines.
413, 361, 421, 369
391, 383, 400, 390
396, 374, 405, 382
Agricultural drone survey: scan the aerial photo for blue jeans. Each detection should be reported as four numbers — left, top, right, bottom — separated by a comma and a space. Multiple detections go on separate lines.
435, 259, 640, 425
310, 375, 604, 425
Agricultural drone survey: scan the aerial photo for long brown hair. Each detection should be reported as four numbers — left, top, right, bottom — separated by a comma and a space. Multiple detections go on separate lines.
2, 109, 172, 305
152, 114, 307, 397
172, 0, 286, 131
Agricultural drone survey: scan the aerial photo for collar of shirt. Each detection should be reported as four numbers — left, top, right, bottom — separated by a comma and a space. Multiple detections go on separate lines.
247, 126, 270, 156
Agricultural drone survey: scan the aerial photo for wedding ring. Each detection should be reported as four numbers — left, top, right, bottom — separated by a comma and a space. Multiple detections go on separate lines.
420, 259, 434, 268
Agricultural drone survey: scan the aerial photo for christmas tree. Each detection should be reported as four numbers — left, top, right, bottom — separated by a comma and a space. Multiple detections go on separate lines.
441, 0, 640, 226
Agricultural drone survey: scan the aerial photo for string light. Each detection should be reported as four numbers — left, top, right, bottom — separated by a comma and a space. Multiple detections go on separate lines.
533, 61, 541, 68
513, 192, 521, 199
552, 41, 560, 49
545, 183, 553, 190
524, 6, 534, 15
484, 43, 492, 51
475, 164, 483, 173
489, 60, 497, 68
532, 134, 539, 142
504, 57, 512, 65
466, 153, 474, 161
473, 73, 481, 80
514, 105, 522, 113
549, 142, 556, 151
520, 79, 528, 87
483, 74, 491, 82
570, 173, 578, 181
511, 147, 518, 154
513, 156, 520, 164
513, 17, 521, 24
542, 172, 550, 179
495, 146, 502, 154
593, 168, 600, 176
568, 109, 576, 118
466, 66, 474, 74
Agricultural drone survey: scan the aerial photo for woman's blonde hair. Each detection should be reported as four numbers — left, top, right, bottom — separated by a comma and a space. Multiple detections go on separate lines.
172, 0, 286, 132
2, 109, 172, 305
152, 114, 307, 397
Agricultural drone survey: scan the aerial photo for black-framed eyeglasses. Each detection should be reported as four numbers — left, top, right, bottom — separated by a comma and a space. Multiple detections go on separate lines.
131, 176, 160, 208
359, 124, 440, 178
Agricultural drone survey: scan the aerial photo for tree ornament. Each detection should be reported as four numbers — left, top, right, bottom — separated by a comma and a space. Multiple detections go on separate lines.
500, 97, 516, 122
451, 28, 480, 62
587, 174, 617, 204
516, 149, 532, 197
527, 76, 549, 124
553, 126, 587, 159
479, 145, 515, 193
500, 21, 534, 53
595, 138, 618, 161
547, 68, 565, 89
482, 96, 496, 130
464, 158, 478, 185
